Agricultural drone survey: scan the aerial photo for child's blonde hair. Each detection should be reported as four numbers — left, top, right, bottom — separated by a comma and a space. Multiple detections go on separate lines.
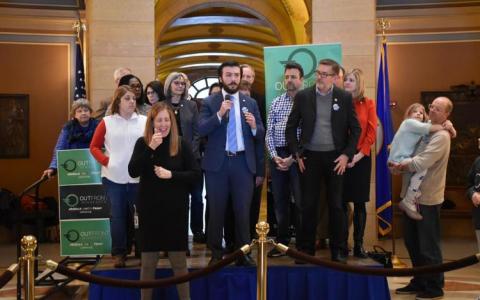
404, 103, 428, 122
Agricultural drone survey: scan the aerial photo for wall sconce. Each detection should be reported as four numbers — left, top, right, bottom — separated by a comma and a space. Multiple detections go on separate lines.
390, 101, 398, 109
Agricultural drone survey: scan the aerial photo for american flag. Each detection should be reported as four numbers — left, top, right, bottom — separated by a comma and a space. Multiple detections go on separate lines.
74, 42, 86, 100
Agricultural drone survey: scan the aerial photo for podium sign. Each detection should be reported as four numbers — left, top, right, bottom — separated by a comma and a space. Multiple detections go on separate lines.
57, 149, 101, 185
59, 185, 110, 219
57, 149, 111, 256
60, 219, 111, 256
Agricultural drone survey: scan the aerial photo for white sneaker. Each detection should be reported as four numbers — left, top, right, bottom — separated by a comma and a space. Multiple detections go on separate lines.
399, 200, 423, 220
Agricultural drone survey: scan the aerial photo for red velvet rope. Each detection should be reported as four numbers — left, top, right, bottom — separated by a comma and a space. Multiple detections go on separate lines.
52, 249, 245, 288
285, 247, 479, 277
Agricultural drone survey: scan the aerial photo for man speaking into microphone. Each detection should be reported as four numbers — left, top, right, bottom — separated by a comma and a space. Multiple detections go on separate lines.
198, 61, 265, 266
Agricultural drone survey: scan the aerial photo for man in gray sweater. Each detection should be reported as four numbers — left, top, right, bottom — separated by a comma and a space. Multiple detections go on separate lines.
393, 96, 453, 300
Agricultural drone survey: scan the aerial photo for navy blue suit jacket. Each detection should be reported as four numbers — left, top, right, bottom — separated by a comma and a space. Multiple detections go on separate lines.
198, 92, 265, 176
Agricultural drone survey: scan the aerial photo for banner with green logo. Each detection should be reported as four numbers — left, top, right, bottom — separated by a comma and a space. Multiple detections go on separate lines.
57, 149, 102, 185
264, 43, 342, 109
60, 219, 111, 256
57, 149, 110, 256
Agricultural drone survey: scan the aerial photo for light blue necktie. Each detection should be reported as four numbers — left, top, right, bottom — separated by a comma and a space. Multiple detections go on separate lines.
227, 95, 237, 152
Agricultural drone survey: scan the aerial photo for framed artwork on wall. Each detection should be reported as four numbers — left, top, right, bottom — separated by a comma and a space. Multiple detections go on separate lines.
0, 94, 29, 158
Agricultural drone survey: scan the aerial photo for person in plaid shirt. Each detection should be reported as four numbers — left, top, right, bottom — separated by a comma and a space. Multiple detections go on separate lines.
266, 62, 304, 257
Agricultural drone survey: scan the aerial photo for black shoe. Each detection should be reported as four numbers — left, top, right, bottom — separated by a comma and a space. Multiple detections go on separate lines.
193, 232, 206, 244
208, 257, 222, 266
353, 245, 368, 259
395, 284, 423, 295
331, 253, 348, 264
415, 290, 443, 300
235, 255, 256, 267
113, 255, 126, 268
267, 248, 285, 258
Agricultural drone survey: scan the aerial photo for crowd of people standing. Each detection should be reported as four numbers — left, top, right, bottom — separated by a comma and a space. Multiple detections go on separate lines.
42, 57, 475, 300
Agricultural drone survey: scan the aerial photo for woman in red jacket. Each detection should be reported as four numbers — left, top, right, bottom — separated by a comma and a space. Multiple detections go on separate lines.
343, 68, 377, 258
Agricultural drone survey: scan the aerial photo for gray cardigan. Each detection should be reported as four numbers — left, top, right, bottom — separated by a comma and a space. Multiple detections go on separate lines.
166, 98, 200, 160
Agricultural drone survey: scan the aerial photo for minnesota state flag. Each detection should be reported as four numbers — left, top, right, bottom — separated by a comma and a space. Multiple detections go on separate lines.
376, 39, 394, 236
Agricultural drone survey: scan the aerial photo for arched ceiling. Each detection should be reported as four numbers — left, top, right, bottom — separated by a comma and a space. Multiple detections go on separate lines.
154, 0, 310, 90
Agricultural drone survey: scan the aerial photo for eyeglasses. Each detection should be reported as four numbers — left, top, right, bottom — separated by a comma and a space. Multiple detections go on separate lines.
316, 71, 335, 78
173, 81, 186, 86
146, 91, 156, 95
130, 84, 142, 89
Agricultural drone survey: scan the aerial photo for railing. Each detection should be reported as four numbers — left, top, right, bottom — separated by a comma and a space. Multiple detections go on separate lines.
8, 222, 480, 300
14, 176, 49, 300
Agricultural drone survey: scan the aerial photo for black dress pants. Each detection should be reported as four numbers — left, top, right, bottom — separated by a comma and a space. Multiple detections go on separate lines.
296, 150, 348, 257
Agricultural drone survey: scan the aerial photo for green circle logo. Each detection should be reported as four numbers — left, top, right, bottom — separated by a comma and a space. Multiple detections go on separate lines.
284, 48, 317, 78
61, 159, 77, 172
63, 194, 79, 208
64, 230, 80, 242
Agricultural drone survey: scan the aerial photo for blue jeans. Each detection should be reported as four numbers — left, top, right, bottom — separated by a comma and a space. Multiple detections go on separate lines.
102, 178, 138, 256
190, 172, 204, 234
270, 147, 301, 244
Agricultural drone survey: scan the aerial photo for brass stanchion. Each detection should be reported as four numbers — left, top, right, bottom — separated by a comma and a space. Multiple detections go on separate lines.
21, 235, 37, 300
256, 221, 269, 300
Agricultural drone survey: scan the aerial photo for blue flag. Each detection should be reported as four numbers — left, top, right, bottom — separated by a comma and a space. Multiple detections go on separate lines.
376, 40, 394, 236
74, 42, 86, 100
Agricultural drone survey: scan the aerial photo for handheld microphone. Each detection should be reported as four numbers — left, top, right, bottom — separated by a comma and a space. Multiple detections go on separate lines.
224, 94, 231, 123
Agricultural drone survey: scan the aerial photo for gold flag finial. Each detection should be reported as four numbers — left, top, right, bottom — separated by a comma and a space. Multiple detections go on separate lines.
72, 20, 87, 38
377, 18, 390, 42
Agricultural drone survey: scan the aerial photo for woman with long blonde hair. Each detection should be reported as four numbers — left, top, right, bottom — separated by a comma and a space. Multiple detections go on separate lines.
343, 68, 377, 258
128, 102, 200, 300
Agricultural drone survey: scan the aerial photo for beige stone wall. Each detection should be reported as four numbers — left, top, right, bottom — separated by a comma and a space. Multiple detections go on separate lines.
85, 0, 155, 110
311, 0, 378, 245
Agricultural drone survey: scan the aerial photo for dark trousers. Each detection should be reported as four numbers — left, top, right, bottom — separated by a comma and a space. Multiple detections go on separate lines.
250, 182, 263, 237
224, 199, 235, 250
353, 203, 367, 245
225, 177, 263, 248
189, 172, 204, 234
206, 154, 254, 259
270, 147, 301, 244
297, 150, 348, 256
403, 204, 444, 294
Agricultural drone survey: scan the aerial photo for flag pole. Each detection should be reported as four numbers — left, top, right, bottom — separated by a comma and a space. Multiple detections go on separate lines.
377, 18, 407, 268
72, 20, 87, 101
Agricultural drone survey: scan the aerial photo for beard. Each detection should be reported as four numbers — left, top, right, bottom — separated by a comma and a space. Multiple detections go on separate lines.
286, 82, 297, 92
223, 82, 239, 94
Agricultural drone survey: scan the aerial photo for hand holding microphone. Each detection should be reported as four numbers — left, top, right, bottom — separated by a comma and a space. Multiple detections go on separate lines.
242, 106, 256, 129
219, 94, 232, 121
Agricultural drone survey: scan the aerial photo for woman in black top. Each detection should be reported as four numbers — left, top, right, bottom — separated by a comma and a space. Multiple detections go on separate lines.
128, 102, 200, 300
164, 72, 205, 242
